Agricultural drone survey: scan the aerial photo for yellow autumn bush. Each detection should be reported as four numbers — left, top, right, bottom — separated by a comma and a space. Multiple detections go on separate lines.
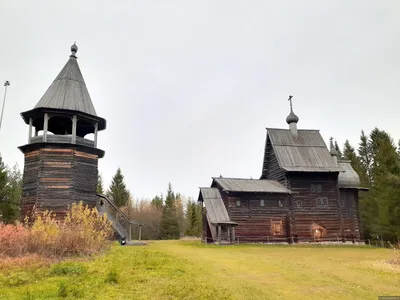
0, 201, 113, 259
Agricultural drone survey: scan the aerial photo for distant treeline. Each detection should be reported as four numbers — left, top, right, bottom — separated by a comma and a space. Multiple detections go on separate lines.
97, 168, 202, 240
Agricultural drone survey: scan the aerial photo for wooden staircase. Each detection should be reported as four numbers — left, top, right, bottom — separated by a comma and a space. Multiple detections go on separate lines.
96, 193, 142, 242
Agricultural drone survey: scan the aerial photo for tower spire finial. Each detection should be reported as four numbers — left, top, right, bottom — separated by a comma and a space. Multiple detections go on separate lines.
70, 42, 78, 57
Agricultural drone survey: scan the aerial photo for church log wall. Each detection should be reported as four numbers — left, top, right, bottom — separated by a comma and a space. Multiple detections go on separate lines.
288, 172, 343, 241
220, 191, 291, 242
339, 188, 362, 240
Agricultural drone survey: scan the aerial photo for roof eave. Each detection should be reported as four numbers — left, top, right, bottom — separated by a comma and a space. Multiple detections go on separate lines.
18, 142, 105, 158
210, 221, 239, 226
283, 168, 344, 172
339, 186, 370, 191
221, 189, 292, 194
20, 107, 107, 131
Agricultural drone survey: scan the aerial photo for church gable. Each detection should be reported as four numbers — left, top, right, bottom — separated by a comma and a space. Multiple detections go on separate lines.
260, 134, 286, 182
263, 128, 343, 173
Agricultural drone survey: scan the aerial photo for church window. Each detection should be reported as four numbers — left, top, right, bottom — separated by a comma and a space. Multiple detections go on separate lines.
278, 200, 283, 208
316, 197, 328, 207
297, 200, 302, 208
260, 199, 265, 207
310, 184, 322, 193
236, 200, 241, 207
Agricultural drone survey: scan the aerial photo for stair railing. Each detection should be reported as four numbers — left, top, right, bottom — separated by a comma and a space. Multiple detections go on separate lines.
97, 193, 143, 241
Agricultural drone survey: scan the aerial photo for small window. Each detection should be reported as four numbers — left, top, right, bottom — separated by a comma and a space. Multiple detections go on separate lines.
278, 200, 283, 208
311, 184, 322, 193
260, 199, 265, 207
316, 197, 328, 207
297, 200, 302, 208
236, 200, 241, 207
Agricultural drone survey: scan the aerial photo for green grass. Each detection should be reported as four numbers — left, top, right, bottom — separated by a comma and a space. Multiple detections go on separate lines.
0, 241, 399, 299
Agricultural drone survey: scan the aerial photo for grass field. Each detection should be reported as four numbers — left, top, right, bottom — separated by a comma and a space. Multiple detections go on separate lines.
0, 240, 399, 299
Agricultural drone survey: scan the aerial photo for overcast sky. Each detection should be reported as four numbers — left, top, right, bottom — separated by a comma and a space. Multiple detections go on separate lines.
0, 1, 399, 200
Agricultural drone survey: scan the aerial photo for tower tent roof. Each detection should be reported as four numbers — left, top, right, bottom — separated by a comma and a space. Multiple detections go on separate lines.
34, 43, 97, 116
20, 43, 106, 130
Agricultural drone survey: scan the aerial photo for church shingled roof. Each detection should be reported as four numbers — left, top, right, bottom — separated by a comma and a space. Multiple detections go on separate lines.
212, 177, 292, 194
266, 128, 344, 172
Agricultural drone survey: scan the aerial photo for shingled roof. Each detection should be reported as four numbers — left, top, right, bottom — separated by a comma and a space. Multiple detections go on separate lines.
198, 188, 237, 225
34, 44, 97, 116
266, 128, 344, 172
337, 160, 365, 189
212, 177, 292, 194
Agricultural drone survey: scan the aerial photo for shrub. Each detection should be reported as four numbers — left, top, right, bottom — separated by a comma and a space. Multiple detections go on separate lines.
0, 223, 29, 257
0, 202, 113, 259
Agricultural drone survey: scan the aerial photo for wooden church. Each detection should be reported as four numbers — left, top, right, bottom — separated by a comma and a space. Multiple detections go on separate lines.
18, 43, 106, 221
198, 96, 368, 244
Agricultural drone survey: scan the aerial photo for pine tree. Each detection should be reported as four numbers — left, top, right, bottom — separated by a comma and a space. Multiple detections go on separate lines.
369, 128, 400, 175
334, 140, 343, 158
151, 195, 164, 210
343, 140, 369, 184
0, 155, 9, 221
185, 200, 201, 237
358, 130, 373, 183
343, 140, 356, 161
97, 173, 104, 194
398, 140, 400, 158
1, 164, 22, 224
367, 128, 400, 241
175, 193, 185, 234
108, 168, 130, 207
159, 183, 180, 239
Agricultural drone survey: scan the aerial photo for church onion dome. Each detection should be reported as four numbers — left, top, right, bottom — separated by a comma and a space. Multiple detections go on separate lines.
286, 111, 299, 124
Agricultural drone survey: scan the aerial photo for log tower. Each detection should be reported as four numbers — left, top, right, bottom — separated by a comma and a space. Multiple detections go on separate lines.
18, 43, 106, 220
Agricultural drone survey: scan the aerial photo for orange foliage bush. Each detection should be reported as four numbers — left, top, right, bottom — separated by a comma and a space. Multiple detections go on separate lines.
0, 223, 29, 257
0, 202, 113, 259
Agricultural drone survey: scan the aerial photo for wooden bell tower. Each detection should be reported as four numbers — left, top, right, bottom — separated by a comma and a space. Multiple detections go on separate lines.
18, 43, 106, 220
